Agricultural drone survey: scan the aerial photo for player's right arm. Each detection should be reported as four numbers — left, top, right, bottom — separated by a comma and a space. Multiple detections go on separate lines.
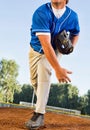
37, 34, 72, 83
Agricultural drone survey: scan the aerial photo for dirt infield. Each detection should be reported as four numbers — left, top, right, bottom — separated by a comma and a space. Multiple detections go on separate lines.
0, 107, 90, 130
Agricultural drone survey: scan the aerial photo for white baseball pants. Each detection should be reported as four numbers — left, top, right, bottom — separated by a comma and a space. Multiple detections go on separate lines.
29, 47, 61, 114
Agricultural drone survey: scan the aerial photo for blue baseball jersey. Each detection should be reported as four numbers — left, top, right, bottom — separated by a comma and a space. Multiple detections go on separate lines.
30, 2, 80, 54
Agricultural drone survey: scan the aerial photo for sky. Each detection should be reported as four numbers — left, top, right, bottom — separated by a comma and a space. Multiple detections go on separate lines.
0, 0, 90, 96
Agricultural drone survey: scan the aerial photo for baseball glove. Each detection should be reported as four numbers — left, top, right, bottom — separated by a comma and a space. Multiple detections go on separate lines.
54, 30, 74, 55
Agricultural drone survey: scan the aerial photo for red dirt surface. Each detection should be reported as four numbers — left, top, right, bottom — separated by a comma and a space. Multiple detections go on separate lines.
0, 107, 90, 130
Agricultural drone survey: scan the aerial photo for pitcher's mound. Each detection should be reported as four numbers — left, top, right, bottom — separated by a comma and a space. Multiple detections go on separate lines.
0, 107, 90, 130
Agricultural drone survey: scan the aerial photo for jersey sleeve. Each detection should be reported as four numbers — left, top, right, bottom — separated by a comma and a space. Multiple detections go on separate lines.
70, 14, 80, 36
31, 10, 50, 33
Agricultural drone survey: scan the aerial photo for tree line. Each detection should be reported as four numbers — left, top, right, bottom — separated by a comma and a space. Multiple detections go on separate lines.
0, 59, 90, 115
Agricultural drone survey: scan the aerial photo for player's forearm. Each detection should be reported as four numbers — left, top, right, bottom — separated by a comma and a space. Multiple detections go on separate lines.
70, 35, 79, 47
43, 43, 61, 70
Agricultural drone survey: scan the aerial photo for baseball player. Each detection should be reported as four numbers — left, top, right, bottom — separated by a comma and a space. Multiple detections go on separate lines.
26, 0, 80, 129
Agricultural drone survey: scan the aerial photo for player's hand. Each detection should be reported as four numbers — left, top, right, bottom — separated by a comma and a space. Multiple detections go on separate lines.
55, 67, 72, 83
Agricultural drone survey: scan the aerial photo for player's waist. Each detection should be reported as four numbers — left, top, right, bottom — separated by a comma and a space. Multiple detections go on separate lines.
30, 43, 44, 54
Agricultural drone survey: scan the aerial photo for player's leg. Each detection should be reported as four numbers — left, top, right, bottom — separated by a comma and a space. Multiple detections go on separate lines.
26, 53, 52, 130
28, 47, 42, 93
35, 55, 52, 114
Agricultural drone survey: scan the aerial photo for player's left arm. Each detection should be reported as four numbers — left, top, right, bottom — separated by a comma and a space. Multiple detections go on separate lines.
70, 34, 79, 48
70, 12, 80, 48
